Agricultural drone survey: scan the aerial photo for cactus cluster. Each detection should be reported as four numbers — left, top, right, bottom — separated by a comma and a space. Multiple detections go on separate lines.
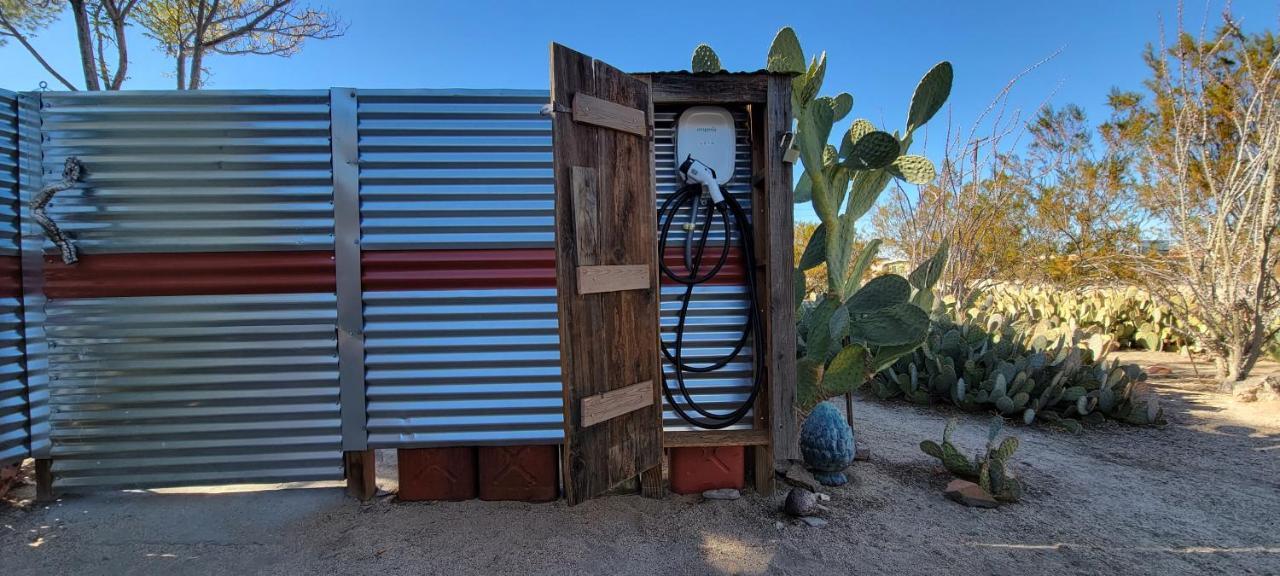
693, 29, 965, 418
920, 417, 1023, 502
879, 310, 1166, 430
687, 27, 953, 416
961, 285, 1209, 354
796, 243, 947, 414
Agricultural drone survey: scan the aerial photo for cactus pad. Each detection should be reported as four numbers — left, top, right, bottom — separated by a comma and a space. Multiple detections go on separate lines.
691, 44, 723, 73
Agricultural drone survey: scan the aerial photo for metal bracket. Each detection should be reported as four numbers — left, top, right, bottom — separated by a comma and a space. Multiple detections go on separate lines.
779, 131, 798, 164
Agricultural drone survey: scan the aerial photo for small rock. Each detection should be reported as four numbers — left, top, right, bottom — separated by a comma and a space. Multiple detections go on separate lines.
774, 521, 785, 530
944, 479, 999, 509
854, 447, 871, 462
815, 492, 831, 502
1146, 364, 1173, 376
781, 462, 822, 492
702, 488, 741, 501
783, 487, 819, 517
798, 516, 827, 528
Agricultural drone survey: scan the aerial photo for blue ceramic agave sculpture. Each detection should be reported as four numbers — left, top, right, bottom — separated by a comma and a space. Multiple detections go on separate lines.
800, 403, 855, 486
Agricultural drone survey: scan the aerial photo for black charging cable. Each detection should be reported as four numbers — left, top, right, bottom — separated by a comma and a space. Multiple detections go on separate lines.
656, 177, 764, 429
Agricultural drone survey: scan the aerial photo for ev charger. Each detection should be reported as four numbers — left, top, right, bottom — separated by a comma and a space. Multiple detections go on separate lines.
675, 106, 736, 188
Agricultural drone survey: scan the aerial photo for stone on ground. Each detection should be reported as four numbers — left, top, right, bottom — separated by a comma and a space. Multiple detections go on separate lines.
798, 516, 827, 528
702, 488, 741, 501
780, 461, 822, 492
944, 479, 1000, 509
783, 487, 819, 517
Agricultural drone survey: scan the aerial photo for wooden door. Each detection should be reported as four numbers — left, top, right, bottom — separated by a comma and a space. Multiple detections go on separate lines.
549, 43, 662, 505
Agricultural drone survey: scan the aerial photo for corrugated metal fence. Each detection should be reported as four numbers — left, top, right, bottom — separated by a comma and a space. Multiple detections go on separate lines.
0, 89, 27, 467
37, 91, 343, 488
2, 88, 758, 490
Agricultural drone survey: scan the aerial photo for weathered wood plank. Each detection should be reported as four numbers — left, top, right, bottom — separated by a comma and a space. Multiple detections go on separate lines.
577, 264, 649, 294
571, 166, 599, 266
766, 75, 799, 464
34, 459, 53, 502
344, 450, 376, 501
663, 429, 770, 448
572, 93, 646, 137
552, 43, 662, 506
640, 464, 664, 498
581, 380, 655, 427
636, 73, 769, 104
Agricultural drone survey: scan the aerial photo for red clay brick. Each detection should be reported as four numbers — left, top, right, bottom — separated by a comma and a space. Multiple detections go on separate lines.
478, 445, 559, 502
397, 447, 477, 501
669, 446, 745, 494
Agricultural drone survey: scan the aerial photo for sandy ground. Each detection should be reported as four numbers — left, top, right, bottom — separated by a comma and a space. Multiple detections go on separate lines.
2, 350, 1278, 575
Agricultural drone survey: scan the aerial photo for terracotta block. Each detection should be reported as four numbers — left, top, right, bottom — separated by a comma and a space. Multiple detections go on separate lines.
669, 446, 745, 494
478, 445, 559, 502
397, 447, 476, 501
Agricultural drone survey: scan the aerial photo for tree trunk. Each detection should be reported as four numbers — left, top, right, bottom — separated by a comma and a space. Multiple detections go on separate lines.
176, 51, 187, 90
108, 6, 130, 90
188, 46, 204, 90
69, 0, 101, 91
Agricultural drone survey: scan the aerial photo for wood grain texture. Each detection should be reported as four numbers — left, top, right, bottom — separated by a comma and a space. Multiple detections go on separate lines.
552, 43, 662, 505
663, 429, 769, 448
635, 73, 769, 104
571, 166, 600, 265
640, 464, 664, 498
749, 98, 776, 495
343, 450, 376, 501
581, 380, 655, 427
765, 75, 799, 464
572, 93, 646, 137
577, 264, 649, 294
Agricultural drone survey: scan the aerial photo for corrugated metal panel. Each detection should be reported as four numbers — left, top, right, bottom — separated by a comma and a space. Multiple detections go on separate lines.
660, 285, 754, 431
37, 91, 334, 254
362, 248, 555, 291
0, 89, 25, 465
0, 89, 19, 255
17, 93, 48, 459
655, 107, 755, 432
363, 288, 562, 447
43, 251, 335, 298
357, 90, 553, 249
45, 293, 342, 488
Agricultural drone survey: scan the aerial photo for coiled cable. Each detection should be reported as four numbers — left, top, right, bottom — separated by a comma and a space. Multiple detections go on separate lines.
657, 181, 764, 429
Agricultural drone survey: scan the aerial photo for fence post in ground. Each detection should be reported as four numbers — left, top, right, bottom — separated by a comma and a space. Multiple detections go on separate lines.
330, 87, 374, 500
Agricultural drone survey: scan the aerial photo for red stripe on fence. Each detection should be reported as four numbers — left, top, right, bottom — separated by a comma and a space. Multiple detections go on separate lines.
0, 255, 20, 300
37, 246, 750, 298
362, 249, 557, 291
660, 246, 746, 286
43, 252, 336, 299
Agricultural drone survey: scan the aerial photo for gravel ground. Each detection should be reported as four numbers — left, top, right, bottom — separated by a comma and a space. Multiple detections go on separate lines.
1, 351, 1278, 575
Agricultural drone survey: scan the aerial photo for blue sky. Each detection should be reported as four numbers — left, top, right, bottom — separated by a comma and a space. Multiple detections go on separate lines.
3, 0, 1276, 224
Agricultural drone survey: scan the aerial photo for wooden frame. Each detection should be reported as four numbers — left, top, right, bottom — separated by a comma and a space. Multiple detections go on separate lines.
635, 72, 796, 495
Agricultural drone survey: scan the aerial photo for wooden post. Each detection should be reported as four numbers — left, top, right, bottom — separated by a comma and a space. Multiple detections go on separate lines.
344, 450, 376, 501
34, 459, 53, 502
764, 75, 797, 466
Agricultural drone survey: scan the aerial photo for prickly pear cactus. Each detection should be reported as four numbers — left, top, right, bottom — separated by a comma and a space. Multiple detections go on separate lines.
920, 417, 1023, 502
800, 403, 856, 486
691, 44, 723, 73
